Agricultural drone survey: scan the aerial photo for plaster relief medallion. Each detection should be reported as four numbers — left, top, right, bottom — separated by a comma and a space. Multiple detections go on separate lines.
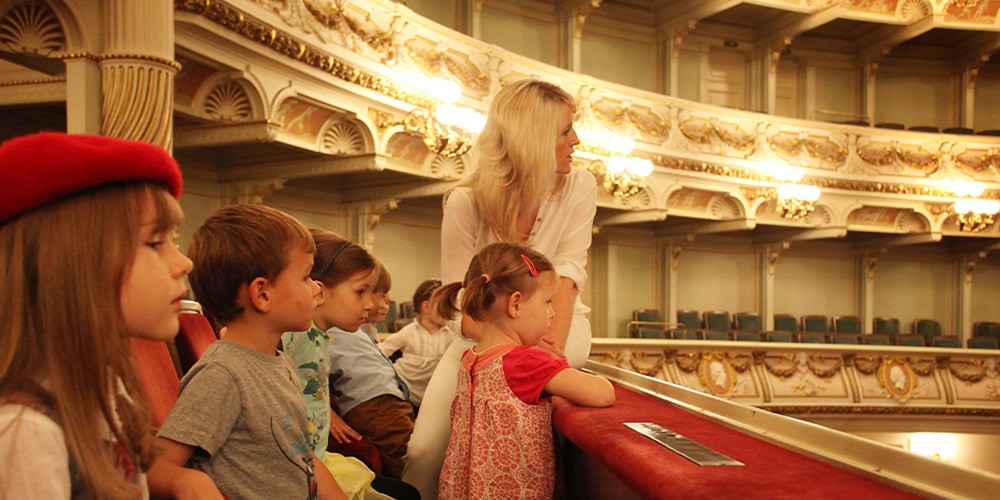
699, 356, 735, 397
878, 358, 917, 402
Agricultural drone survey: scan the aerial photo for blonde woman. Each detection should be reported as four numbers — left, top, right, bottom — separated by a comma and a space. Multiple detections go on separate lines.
404, 79, 596, 498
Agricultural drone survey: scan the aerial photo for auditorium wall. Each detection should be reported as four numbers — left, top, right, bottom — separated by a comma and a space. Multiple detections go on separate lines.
874, 255, 955, 334
676, 245, 756, 316
773, 249, 856, 319
481, 4, 558, 67
875, 65, 953, 127
581, 31, 656, 93
374, 210, 443, 305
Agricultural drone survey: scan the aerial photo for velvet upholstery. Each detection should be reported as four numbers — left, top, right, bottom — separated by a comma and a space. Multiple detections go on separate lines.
553, 385, 917, 499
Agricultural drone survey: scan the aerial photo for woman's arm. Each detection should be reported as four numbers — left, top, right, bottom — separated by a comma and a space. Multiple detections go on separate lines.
440, 189, 479, 284
546, 277, 578, 351
544, 369, 615, 408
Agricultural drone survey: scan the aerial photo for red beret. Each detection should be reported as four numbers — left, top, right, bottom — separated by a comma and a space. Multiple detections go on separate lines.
0, 132, 182, 223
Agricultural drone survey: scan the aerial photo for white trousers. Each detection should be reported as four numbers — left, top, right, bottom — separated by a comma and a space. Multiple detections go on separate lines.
401, 314, 592, 499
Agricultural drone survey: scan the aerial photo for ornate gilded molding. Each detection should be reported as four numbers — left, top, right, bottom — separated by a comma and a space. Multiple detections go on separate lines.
590, 342, 1000, 416
678, 117, 756, 157
301, 0, 398, 57
591, 98, 670, 142
405, 36, 490, 94
175, 0, 434, 108
767, 406, 1000, 417
767, 131, 847, 166
856, 140, 940, 174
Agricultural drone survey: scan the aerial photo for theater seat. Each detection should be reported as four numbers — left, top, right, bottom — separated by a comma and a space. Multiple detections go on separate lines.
968, 336, 999, 349
832, 315, 861, 334
130, 338, 180, 429
897, 334, 926, 347
802, 315, 829, 334
798, 332, 827, 344
772, 313, 799, 334
861, 334, 891, 345
175, 312, 218, 375
931, 336, 961, 348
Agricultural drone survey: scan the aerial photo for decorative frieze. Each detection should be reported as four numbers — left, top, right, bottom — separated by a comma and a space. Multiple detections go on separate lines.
590, 340, 1000, 416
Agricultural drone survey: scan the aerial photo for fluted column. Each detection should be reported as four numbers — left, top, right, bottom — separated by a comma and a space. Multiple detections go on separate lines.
859, 253, 877, 334
100, 0, 177, 149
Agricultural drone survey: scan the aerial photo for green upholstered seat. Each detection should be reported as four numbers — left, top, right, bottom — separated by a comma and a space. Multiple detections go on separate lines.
832, 316, 861, 334
733, 312, 761, 333
772, 314, 799, 333
913, 318, 941, 339
702, 311, 731, 332
634, 309, 661, 322
639, 327, 667, 339
873, 317, 900, 336
861, 334, 891, 345
831, 333, 859, 344
973, 321, 1000, 340
968, 336, 1000, 349
931, 336, 960, 348
673, 329, 704, 340
897, 334, 926, 347
705, 330, 733, 341
676, 310, 701, 329
802, 315, 829, 334
765, 331, 794, 343
798, 332, 827, 344
735, 331, 762, 342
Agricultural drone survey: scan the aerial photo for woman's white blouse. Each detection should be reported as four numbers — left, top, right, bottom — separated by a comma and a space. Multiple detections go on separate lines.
440, 167, 597, 308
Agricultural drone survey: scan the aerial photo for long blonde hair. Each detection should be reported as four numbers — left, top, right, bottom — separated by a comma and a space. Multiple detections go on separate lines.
453, 79, 577, 242
0, 183, 180, 498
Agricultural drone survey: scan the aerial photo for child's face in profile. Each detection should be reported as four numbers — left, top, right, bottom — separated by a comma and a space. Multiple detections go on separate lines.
368, 291, 389, 324
266, 246, 321, 333
314, 268, 377, 332
513, 271, 558, 347
120, 196, 193, 341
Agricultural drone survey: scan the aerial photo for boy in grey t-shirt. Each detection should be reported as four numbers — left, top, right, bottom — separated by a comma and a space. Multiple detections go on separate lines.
147, 204, 345, 500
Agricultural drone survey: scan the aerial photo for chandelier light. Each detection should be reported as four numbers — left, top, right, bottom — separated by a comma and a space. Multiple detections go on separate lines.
954, 198, 1000, 232
603, 156, 654, 198
775, 183, 820, 220
577, 124, 651, 198
390, 72, 485, 157
943, 179, 998, 232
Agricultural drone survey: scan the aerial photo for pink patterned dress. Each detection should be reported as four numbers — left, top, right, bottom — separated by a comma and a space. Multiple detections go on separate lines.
438, 344, 570, 500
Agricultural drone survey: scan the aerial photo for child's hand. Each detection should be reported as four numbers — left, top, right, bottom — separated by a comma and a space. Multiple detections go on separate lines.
537, 335, 566, 359
328, 412, 362, 443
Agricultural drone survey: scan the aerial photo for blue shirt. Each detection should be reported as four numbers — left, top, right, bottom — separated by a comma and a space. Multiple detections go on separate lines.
326, 327, 409, 415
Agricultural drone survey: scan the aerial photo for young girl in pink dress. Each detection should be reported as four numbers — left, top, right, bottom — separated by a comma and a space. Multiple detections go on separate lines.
433, 242, 615, 500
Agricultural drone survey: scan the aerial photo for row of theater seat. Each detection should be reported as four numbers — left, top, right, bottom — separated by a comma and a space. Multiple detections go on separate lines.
130, 300, 385, 474
836, 121, 1000, 136
627, 309, 1000, 349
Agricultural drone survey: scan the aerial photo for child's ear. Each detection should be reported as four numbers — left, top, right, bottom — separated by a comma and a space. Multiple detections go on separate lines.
247, 276, 272, 312
507, 291, 523, 319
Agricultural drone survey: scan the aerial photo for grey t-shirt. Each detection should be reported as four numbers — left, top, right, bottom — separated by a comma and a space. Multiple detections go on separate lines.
158, 340, 317, 499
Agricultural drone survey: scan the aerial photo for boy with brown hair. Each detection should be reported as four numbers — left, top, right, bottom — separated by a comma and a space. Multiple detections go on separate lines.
148, 204, 345, 500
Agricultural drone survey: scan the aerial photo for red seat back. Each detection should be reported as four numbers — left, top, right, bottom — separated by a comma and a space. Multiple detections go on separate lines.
175, 313, 217, 375
129, 338, 179, 429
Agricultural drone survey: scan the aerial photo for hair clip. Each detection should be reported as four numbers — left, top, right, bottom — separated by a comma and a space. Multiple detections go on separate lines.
313, 241, 351, 281
481, 273, 491, 283
520, 253, 538, 277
